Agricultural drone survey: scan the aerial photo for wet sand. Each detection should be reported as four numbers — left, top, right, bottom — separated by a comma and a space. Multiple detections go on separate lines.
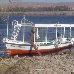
0, 49, 74, 74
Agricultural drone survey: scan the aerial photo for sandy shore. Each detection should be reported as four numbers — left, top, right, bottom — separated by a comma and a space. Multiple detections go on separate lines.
0, 49, 74, 74
0, 11, 74, 15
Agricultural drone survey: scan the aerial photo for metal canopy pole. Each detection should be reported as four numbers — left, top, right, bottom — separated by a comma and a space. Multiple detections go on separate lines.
45, 27, 48, 44
56, 24, 57, 39
34, 31, 35, 44
70, 24, 71, 38
23, 26, 25, 43
7, 16, 9, 39
64, 27, 65, 38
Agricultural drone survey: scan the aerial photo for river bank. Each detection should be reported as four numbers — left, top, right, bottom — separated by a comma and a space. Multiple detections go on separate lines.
0, 11, 74, 15
0, 49, 74, 74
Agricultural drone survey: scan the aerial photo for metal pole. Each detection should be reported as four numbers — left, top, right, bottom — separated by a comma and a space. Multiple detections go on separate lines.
45, 27, 48, 44
7, 16, 9, 38
70, 24, 71, 38
56, 24, 57, 39
64, 27, 65, 38
36, 28, 39, 39
22, 16, 25, 42
34, 31, 35, 44
23, 27, 25, 42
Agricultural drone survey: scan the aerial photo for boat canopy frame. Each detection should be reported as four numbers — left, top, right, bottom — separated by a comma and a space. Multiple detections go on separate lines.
33, 24, 74, 45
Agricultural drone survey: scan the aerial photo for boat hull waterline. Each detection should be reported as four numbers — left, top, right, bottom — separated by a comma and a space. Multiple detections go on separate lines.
6, 44, 73, 55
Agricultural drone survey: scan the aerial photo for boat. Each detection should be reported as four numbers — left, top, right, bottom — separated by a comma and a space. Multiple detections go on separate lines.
2, 16, 74, 55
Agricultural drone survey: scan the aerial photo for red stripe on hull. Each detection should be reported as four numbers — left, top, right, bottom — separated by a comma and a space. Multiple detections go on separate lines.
7, 44, 72, 55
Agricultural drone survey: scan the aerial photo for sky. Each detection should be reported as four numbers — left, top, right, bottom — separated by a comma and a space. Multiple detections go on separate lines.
0, 0, 74, 3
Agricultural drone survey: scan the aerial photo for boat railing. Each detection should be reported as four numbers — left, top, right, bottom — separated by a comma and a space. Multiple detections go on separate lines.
21, 16, 33, 27
11, 21, 21, 40
35, 37, 74, 46
35, 39, 58, 46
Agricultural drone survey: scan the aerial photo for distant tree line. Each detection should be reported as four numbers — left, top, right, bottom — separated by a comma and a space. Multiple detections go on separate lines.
0, 5, 71, 12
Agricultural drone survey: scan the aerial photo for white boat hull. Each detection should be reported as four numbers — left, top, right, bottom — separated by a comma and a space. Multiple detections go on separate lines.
5, 42, 73, 55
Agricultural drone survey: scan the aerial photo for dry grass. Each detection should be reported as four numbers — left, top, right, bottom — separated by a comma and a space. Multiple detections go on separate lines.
0, 49, 74, 74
